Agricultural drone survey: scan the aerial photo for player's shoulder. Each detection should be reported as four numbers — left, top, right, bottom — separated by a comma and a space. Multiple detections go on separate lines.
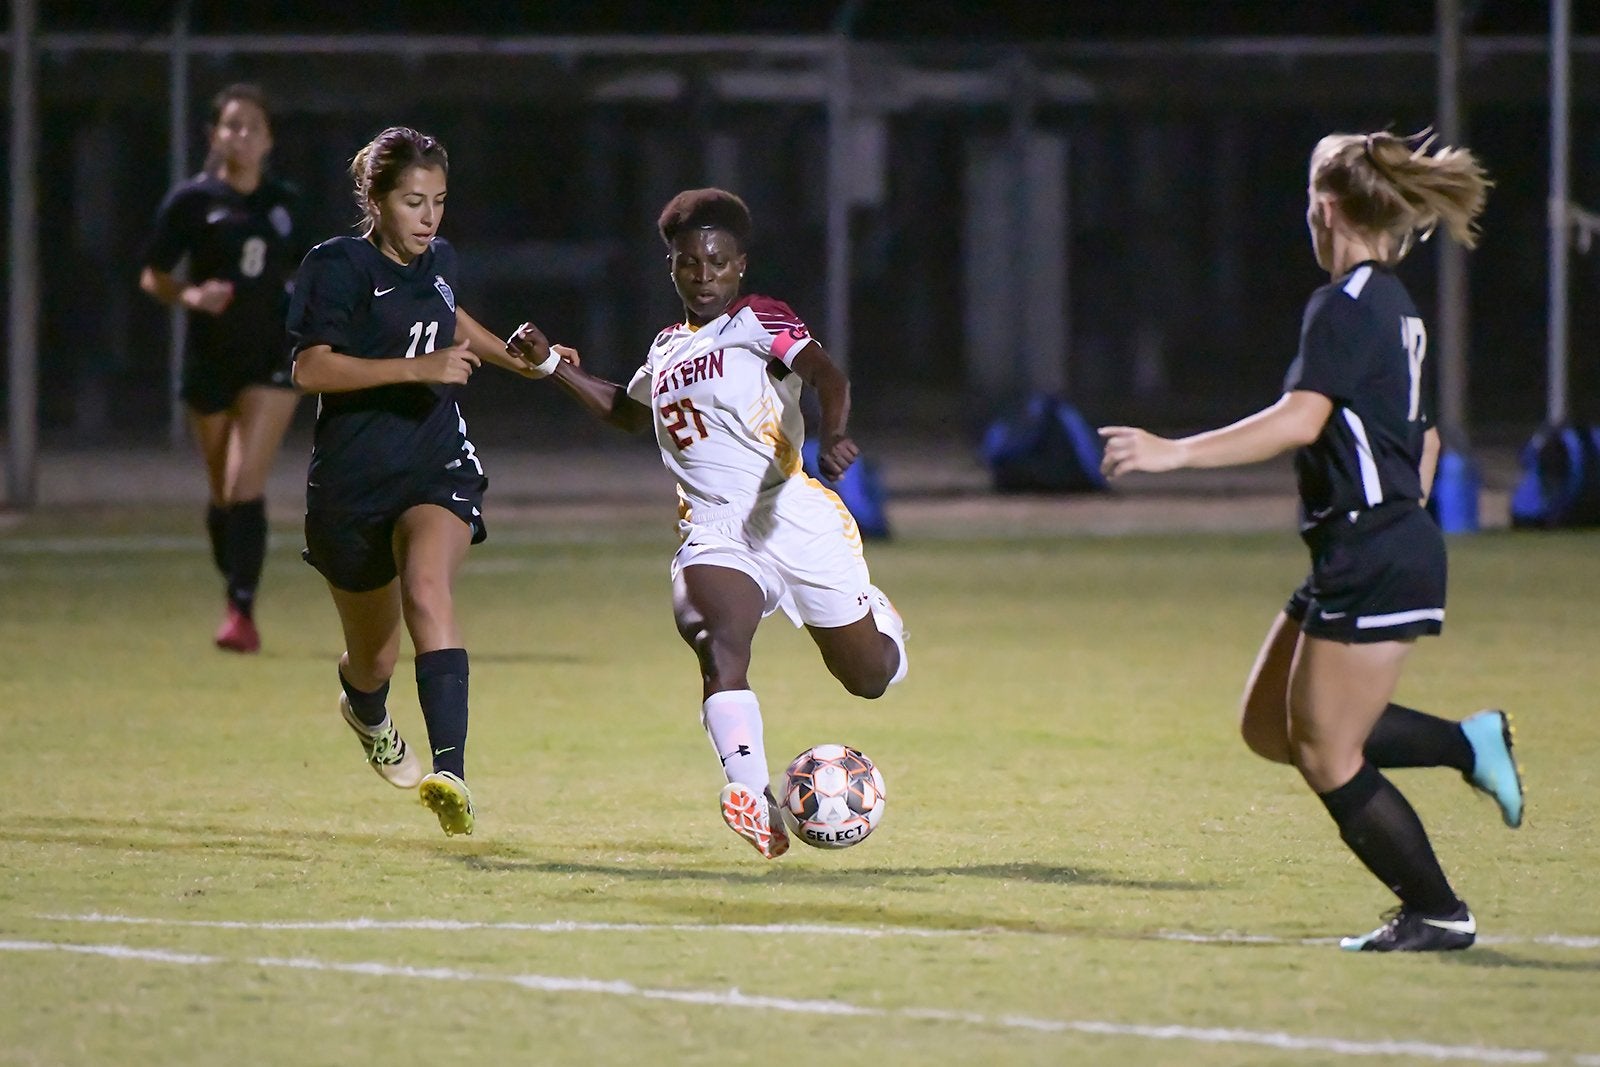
426, 236, 458, 269
157, 173, 218, 210
300, 236, 376, 280
651, 321, 688, 350
1304, 266, 1381, 325
728, 293, 807, 330
1326, 261, 1404, 306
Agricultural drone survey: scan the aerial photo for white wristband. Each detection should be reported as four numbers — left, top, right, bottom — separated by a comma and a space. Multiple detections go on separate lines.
531, 349, 562, 377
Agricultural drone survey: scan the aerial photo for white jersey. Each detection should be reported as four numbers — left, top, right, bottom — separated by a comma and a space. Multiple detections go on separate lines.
626, 294, 815, 509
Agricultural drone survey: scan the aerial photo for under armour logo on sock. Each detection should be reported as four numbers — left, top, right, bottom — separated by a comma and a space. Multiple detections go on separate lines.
719, 744, 752, 764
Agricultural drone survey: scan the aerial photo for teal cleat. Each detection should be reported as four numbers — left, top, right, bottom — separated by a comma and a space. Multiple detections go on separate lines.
1460, 710, 1524, 829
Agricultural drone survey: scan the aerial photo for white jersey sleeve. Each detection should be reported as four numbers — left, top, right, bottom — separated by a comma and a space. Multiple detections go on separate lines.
738, 297, 815, 368
641, 294, 815, 508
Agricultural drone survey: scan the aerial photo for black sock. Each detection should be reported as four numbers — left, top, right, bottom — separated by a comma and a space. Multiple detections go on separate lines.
339, 669, 390, 728
1318, 762, 1460, 915
1363, 703, 1473, 772
416, 648, 469, 780
225, 498, 267, 617
206, 504, 229, 577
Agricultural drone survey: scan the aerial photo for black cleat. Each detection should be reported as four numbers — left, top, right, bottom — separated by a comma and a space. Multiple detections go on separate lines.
1340, 903, 1477, 952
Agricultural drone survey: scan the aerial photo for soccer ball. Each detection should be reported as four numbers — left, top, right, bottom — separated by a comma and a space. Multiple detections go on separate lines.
779, 744, 886, 849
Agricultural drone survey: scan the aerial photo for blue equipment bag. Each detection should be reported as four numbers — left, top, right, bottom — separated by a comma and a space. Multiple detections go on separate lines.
801, 439, 891, 540
1426, 448, 1481, 534
1509, 423, 1600, 528
981, 394, 1108, 494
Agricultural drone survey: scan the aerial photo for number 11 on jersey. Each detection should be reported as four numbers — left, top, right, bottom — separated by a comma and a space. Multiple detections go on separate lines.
406, 320, 439, 358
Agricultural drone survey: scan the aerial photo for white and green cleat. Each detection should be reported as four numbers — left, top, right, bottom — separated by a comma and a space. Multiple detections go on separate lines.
419, 770, 475, 836
340, 694, 425, 789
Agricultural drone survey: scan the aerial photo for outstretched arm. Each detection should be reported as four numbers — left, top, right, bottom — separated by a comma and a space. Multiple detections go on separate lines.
292, 342, 480, 394
1099, 390, 1333, 478
455, 306, 548, 377
791, 342, 858, 480
508, 327, 651, 433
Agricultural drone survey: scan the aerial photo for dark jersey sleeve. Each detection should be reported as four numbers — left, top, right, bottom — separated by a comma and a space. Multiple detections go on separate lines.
287, 243, 364, 354
140, 185, 200, 272
1283, 289, 1364, 403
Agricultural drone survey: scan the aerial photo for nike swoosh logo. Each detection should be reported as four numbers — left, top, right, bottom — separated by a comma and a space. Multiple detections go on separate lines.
1422, 915, 1477, 934
1319, 610, 1347, 620
432, 746, 457, 757
374, 286, 396, 296
206, 209, 229, 224
451, 492, 469, 502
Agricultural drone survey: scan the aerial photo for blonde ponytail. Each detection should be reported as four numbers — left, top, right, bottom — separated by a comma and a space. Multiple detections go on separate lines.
1311, 129, 1491, 260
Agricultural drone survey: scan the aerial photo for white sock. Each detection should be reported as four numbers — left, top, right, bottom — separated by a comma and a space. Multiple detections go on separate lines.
868, 585, 909, 686
702, 689, 769, 793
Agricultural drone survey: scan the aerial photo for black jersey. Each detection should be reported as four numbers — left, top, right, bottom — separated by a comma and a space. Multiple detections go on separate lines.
140, 172, 300, 359
287, 236, 482, 514
1283, 261, 1435, 530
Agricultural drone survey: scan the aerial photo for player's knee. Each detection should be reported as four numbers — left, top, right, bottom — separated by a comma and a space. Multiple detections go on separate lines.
690, 628, 752, 686
837, 663, 890, 700
400, 576, 451, 626
344, 646, 397, 687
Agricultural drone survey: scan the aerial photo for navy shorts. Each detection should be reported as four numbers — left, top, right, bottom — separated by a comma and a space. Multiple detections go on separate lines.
303, 468, 488, 593
182, 345, 295, 416
1285, 502, 1446, 643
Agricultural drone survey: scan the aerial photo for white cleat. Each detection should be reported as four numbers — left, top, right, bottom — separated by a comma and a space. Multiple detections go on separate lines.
340, 694, 425, 789
719, 783, 789, 859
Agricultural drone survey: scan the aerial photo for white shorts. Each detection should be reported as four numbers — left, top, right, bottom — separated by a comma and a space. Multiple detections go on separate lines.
672, 476, 874, 628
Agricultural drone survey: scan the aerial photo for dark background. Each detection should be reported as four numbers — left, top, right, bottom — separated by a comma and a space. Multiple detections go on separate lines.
7, 0, 1600, 448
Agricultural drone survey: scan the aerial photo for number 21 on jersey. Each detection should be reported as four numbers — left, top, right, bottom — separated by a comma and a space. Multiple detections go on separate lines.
406, 321, 439, 358
661, 398, 709, 449
1401, 316, 1426, 422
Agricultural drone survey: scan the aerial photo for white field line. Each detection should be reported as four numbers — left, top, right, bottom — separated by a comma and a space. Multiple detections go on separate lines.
0, 938, 1576, 1065
39, 913, 1600, 950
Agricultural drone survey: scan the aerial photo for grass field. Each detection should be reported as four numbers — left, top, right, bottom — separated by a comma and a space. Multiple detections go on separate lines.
1, 505, 1597, 1066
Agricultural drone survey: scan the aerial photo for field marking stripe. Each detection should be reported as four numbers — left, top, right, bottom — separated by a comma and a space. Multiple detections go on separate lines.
0, 938, 1565, 1064
41, 913, 959, 938
39, 913, 1600, 950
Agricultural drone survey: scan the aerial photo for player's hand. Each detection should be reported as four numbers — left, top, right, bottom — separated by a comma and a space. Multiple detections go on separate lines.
1098, 425, 1184, 478
550, 343, 581, 369
415, 343, 480, 386
816, 433, 860, 481
505, 321, 551, 371
183, 279, 235, 316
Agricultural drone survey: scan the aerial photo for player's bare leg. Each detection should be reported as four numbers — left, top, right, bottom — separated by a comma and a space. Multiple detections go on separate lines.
1241, 609, 1521, 826
395, 505, 476, 835
1239, 610, 1300, 764
208, 386, 298, 650
807, 587, 906, 699
188, 408, 260, 650
1290, 636, 1474, 952
675, 564, 787, 857
328, 580, 423, 789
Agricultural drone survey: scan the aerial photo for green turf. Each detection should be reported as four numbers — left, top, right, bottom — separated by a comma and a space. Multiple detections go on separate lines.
1, 510, 1596, 1066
